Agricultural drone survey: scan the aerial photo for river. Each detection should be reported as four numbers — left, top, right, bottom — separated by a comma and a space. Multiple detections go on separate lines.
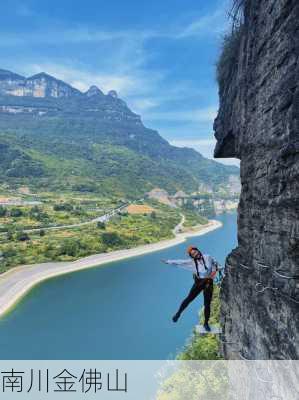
0, 212, 237, 359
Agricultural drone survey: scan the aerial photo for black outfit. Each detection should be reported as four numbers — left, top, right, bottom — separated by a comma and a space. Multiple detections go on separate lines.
175, 276, 213, 323
173, 257, 213, 323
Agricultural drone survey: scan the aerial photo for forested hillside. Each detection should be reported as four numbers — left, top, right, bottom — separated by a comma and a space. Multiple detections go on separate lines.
0, 69, 239, 197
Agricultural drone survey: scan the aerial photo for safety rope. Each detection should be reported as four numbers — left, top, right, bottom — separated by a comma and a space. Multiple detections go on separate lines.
255, 283, 278, 293
222, 261, 299, 304
240, 263, 252, 270
257, 262, 271, 269
255, 282, 299, 304
231, 261, 298, 280
226, 261, 299, 304
273, 270, 299, 280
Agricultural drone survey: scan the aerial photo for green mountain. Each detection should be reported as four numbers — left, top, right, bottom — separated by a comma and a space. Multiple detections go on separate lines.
0, 68, 239, 197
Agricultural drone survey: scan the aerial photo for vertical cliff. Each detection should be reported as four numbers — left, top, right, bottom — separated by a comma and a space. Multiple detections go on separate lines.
214, 0, 299, 359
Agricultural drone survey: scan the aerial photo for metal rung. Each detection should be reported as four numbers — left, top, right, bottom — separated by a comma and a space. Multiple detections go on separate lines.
196, 325, 223, 335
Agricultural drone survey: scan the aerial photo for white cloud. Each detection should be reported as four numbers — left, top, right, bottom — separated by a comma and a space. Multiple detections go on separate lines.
175, 9, 228, 39
144, 107, 218, 123
170, 138, 240, 166
129, 98, 159, 113
22, 63, 142, 95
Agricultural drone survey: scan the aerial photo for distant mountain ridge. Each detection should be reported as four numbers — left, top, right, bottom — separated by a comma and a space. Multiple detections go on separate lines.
0, 68, 119, 99
0, 68, 239, 198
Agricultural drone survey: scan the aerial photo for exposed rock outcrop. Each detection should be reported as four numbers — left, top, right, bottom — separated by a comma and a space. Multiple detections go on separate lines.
214, 0, 299, 359
85, 85, 104, 97
0, 70, 81, 98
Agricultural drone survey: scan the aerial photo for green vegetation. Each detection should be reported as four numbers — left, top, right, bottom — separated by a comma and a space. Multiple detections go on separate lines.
181, 207, 208, 228
0, 195, 115, 234
0, 70, 239, 274
216, 27, 244, 93
0, 73, 239, 198
216, 1, 245, 93
157, 360, 228, 400
178, 286, 222, 360
0, 198, 195, 272
157, 296, 227, 400
182, 199, 214, 223
0, 129, 239, 198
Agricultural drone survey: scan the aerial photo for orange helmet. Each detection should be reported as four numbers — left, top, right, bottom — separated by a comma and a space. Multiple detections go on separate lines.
187, 245, 196, 255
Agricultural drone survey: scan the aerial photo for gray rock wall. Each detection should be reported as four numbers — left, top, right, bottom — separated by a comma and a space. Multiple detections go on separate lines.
214, 0, 299, 359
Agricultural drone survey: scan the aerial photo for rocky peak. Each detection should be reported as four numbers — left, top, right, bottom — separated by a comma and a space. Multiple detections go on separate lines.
0, 69, 25, 81
25, 72, 81, 98
85, 85, 104, 97
27, 72, 56, 81
107, 90, 118, 98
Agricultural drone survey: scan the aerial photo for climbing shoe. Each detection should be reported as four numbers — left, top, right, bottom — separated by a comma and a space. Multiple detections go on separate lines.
172, 313, 180, 323
204, 322, 211, 332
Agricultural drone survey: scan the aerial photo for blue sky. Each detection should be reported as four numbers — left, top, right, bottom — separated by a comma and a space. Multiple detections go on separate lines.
0, 0, 238, 165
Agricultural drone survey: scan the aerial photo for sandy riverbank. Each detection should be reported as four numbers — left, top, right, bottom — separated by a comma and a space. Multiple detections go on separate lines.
0, 219, 222, 318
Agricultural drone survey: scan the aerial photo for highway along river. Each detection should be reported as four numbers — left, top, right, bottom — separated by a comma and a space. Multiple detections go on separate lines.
0, 213, 237, 359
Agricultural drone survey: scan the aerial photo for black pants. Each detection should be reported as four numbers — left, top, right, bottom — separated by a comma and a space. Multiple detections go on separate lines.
176, 277, 213, 323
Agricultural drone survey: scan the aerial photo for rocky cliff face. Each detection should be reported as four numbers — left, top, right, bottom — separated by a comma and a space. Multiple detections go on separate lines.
0, 68, 142, 125
214, 0, 299, 359
0, 70, 81, 98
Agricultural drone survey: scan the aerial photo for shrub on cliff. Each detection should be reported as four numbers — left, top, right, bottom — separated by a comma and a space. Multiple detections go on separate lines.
231, 0, 245, 26
216, 27, 243, 93
216, 0, 245, 92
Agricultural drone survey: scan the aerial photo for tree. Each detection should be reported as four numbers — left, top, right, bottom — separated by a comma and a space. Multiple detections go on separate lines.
39, 229, 46, 237
15, 231, 30, 241
0, 206, 7, 217
150, 211, 157, 219
3, 247, 17, 258
101, 232, 123, 247
59, 239, 80, 257
53, 203, 73, 212
6, 228, 14, 241
97, 221, 106, 230
10, 207, 23, 217
29, 206, 49, 222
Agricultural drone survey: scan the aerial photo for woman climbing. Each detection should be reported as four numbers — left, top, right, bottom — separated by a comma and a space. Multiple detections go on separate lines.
163, 246, 223, 332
